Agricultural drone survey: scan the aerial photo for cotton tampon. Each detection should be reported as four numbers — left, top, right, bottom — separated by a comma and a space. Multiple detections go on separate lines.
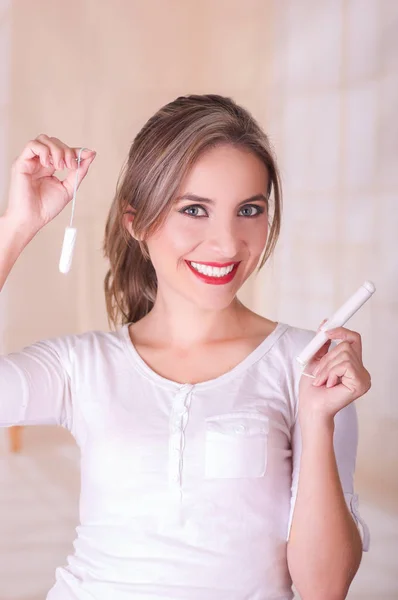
58, 147, 87, 274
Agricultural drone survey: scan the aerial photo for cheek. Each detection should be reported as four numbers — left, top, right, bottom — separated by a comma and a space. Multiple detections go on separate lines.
247, 221, 268, 254
167, 220, 200, 253
148, 215, 197, 261
168, 211, 210, 246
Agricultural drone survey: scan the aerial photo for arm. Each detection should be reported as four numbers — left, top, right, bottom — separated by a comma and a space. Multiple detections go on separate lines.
287, 410, 363, 600
0, 335, 75, 429
0, 214, 37, 293
0, 216, 75, 431
0, 137, 96, 429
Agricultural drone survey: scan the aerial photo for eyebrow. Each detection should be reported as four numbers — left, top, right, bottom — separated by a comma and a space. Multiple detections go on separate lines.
175, 193, 269, 206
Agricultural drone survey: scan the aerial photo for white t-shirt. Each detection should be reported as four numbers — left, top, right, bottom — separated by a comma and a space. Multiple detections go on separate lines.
0, 321, 370, 600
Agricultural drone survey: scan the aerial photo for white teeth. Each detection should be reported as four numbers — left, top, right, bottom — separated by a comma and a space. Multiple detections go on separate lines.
189, 261, 235, 277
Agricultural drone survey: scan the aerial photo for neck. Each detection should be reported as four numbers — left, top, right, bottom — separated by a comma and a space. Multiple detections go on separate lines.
138, 293, 252, 350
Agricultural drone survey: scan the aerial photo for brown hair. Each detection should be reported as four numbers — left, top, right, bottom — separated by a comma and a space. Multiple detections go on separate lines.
102, 94, 283, 330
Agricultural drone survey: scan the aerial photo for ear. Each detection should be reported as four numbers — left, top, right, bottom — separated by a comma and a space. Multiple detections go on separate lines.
123, 209, 140, 241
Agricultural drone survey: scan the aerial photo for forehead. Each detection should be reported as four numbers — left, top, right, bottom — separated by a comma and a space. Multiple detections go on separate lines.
180, 145, 269, 198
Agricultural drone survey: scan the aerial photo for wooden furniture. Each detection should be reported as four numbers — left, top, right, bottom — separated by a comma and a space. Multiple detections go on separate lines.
9, 426, 22, 452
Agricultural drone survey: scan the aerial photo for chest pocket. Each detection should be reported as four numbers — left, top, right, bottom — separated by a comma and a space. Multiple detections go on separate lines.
204, 411, 269, 479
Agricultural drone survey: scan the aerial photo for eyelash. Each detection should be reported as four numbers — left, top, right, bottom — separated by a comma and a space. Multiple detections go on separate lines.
178, 204, 265, 219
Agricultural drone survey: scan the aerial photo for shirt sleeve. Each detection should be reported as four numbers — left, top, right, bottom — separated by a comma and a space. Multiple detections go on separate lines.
286, 333, 371, 552
0, 334, 77, 432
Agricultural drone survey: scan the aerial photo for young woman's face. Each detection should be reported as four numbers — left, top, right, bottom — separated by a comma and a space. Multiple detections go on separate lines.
146, 144, 270, 310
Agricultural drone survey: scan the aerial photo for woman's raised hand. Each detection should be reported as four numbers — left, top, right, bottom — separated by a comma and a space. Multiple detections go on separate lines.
5, 134, 96, 236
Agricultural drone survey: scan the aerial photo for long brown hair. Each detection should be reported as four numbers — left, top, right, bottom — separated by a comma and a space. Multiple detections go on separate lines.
102, 94, 283, 330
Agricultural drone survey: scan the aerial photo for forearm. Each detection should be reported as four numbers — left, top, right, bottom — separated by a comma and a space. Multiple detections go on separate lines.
0, 215, 35, 293
287, 414, 363, 600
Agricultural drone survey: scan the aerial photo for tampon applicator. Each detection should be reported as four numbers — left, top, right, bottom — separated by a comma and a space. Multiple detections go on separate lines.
297, 280, 376, 376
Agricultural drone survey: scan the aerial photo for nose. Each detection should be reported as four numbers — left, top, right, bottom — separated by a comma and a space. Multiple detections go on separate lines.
207, 220, 241, 259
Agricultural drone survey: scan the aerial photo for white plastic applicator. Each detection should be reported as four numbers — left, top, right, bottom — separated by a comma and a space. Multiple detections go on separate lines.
297, 281, 376, 377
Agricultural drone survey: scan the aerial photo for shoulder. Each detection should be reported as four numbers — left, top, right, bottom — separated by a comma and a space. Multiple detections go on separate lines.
24, 326, 125, 370
273, 321, 317, 359
269, 322, 318, 412
249, 312, 317, 353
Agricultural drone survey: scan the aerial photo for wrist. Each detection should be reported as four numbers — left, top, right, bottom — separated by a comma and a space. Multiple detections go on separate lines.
298, 410, 335, 434
1, 213, 39, 245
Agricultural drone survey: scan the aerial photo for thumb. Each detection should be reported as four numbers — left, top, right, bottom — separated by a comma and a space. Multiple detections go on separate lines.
307, 318, 332, 373
62, 150, 96, 199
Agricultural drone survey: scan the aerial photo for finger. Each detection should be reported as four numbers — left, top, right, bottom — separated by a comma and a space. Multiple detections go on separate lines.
16, 140, 54, 174
317, 318, 328, 332
313, 343, 358, 379
312, 318, 331, 358
61, 151, 96, 199
304, 318, 331, 375
324, 326, 362, 358
311, 338, 332, 362
304, 340, 332, 379
36, 134, 66, 170
325, 371, 341, 389
71, 147, 96, 164
313, 353, 359, 387
324, 361, 358, 393
47, 137, 77, 170
50, 138, 96, 170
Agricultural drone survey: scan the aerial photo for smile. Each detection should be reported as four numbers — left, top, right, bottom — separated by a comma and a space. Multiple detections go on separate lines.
185, 260, 240, 284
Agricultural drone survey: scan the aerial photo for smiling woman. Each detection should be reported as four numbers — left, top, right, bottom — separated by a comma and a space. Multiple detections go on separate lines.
102, 93, 282, 327
120, 142, 272, 311
1, 92, 370, 600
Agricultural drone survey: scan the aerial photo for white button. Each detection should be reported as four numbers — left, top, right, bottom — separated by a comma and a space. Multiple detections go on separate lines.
235, 425, 246, 433
179, 383, 193, 392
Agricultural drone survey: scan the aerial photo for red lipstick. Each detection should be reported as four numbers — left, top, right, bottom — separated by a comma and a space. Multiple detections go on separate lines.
185, 260, 240, 285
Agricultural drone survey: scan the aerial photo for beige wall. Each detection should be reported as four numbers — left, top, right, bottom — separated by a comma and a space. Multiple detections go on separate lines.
3, 0, 275, 345
0, 0, 11, 354
252, 0, 398, 510
1, 0, 397, 508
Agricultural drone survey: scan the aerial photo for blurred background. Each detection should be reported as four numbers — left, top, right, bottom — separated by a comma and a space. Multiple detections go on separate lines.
0, 0, 397, 598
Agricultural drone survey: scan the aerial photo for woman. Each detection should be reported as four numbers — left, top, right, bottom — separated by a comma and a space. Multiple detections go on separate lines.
0, 94, 370, 599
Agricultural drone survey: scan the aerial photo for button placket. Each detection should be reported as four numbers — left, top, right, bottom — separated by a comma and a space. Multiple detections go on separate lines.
168, 384, 193, 494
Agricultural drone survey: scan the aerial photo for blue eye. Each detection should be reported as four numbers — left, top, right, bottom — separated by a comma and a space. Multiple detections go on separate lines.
179, 204, 265, 218
180, 205, 207, 217
239, 205, 264, 217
